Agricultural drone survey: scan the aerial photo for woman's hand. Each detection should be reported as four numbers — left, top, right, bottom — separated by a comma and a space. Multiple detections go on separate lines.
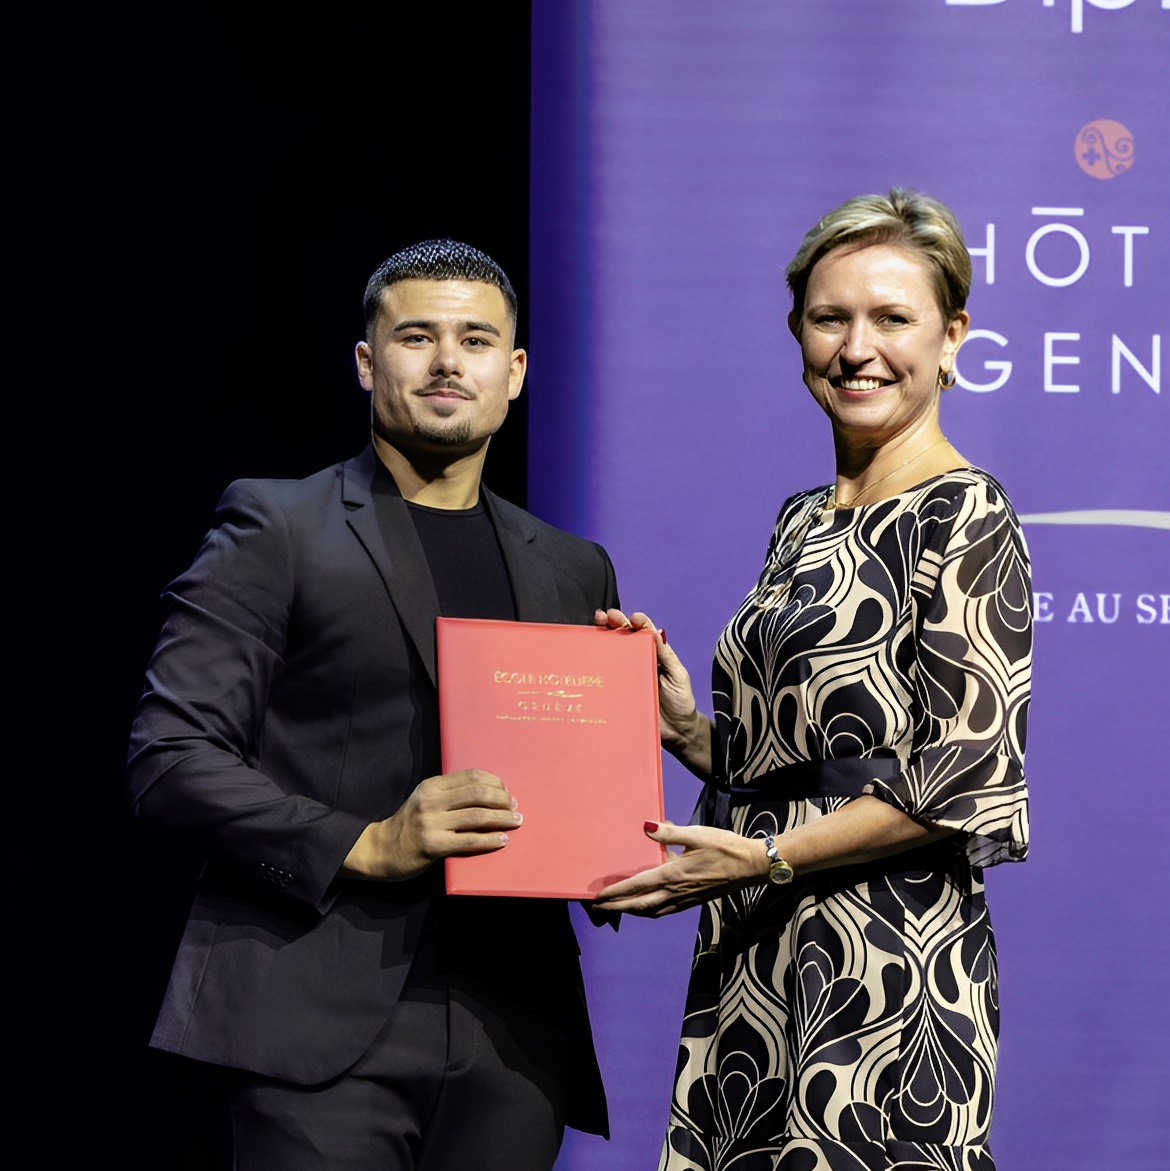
590, 820, 765, 917
593, 609, 712, 775
592, 799, 956, 919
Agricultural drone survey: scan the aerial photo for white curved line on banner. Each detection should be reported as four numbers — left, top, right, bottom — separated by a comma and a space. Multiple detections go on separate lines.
1019, 510, 1170, 530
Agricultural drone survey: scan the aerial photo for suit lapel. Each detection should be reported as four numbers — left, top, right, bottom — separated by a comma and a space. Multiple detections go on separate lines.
340, 453, 564, 684
484, 488, 562, 623
341, 449, 441, 687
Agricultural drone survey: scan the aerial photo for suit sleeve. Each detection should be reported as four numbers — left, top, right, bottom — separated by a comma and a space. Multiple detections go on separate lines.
599, 542, 620, 613
127, 480, 368, 911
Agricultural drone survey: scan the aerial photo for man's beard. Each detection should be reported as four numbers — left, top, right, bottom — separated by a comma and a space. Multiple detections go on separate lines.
372, 409, 474, 449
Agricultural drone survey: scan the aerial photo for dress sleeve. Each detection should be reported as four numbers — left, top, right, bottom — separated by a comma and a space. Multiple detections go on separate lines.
126, 479, 368, 910
867, 475, 1032, 868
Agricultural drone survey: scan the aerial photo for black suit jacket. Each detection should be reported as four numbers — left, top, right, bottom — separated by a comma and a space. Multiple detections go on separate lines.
128, 447, 617, 1134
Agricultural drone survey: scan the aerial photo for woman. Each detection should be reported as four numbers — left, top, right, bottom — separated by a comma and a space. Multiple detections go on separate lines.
594, 189, 1031, 1171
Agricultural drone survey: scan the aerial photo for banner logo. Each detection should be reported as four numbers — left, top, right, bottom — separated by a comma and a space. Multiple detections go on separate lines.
1076, 119, 1135, 178
954, 206, 1160, 396
1032, 590, 1170, 624
1020, 510, 1170, 528
946, 0, 1167, 34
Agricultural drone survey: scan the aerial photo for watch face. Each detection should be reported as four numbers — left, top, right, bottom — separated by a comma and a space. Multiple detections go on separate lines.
768, 858, 794, 886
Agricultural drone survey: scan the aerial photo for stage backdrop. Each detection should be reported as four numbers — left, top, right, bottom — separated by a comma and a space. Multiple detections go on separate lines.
528, 3, 1169, 1169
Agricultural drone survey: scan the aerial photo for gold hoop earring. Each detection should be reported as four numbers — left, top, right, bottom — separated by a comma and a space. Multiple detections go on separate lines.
938, 367, 957, 390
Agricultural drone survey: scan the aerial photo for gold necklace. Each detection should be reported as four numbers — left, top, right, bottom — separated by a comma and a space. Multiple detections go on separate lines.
827, 436, 949, 511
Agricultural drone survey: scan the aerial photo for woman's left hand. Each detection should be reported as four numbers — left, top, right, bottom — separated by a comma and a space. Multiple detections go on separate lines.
591, 820, 765, 917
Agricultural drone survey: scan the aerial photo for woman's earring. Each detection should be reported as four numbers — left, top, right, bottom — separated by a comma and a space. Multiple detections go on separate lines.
938, 366, 957, 390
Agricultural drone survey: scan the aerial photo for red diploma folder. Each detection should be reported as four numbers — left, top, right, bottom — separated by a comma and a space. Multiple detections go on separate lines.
439, 617, 666, 898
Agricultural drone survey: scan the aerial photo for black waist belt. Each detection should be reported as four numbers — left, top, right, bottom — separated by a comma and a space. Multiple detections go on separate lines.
693, 755, 904, 829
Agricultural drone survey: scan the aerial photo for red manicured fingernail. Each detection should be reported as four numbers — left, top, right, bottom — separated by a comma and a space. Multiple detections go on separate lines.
644, 821, 660, 833
660, 629, 667, 645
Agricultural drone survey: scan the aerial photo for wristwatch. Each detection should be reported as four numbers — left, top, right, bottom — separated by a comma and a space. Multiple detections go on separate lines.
763, 834, 795, 886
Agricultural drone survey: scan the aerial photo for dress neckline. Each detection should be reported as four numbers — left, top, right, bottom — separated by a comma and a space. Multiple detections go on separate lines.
821, 465, 980, 514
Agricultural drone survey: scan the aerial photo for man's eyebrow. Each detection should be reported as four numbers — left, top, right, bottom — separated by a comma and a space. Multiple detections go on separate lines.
461, 320, 502, 337
391, 318, 502, 338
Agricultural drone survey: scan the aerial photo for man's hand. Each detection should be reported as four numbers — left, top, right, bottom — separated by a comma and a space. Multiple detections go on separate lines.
342, 769, 521, 881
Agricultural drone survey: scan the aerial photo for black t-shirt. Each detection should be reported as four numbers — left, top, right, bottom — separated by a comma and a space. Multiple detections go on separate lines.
406, 499, 516, 621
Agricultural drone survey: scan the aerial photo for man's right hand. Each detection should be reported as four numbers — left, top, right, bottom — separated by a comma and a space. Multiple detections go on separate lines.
341, 769, 521, 881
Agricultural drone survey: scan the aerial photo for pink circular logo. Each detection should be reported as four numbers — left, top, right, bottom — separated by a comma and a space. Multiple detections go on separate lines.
1076, 119, 1135, 179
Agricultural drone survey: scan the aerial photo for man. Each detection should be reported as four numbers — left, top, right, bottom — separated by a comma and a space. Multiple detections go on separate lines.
128, 240, 617, 1169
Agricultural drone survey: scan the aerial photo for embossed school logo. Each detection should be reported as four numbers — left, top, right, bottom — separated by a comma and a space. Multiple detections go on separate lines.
1076, 119, 1135, 178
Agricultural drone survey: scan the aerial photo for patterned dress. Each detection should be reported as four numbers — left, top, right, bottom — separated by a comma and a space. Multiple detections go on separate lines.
661, 469, 1031, 1171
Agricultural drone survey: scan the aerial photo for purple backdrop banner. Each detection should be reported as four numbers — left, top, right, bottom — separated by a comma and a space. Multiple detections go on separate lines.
529, 3, 1169, 1169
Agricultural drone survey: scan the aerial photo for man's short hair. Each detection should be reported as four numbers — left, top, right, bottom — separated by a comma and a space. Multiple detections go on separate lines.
363, 239, 518, 339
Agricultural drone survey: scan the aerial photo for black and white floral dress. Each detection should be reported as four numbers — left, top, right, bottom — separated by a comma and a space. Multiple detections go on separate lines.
661, 469, 1031, 1171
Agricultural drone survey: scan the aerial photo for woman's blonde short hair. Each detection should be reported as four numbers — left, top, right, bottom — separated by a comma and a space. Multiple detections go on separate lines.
786, 188, 971, 324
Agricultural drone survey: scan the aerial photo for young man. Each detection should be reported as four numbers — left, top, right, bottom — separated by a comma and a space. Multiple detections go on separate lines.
129, 241, 616, 1169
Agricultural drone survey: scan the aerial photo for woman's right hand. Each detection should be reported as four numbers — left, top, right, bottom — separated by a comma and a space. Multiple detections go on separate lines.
594, 608, 712, 774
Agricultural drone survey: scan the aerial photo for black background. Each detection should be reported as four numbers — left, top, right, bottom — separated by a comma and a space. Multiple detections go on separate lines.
11, 4, 532, 1161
